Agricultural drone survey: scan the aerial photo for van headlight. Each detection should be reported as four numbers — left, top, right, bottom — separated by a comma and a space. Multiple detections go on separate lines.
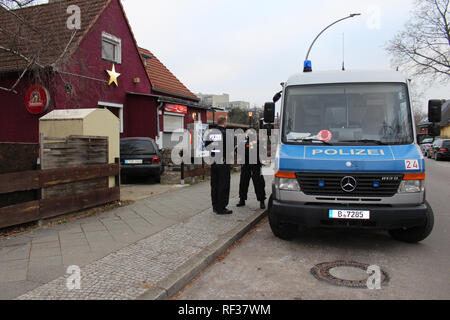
398, 180, 423, 193
276, 177, 301, 191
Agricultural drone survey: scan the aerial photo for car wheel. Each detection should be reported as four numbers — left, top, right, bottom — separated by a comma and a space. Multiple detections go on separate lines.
121, 174, 128, 185
388, 201, 434, 243
268, 196, 298, 240
155, 174, 161, 183
435, 153, 440, 161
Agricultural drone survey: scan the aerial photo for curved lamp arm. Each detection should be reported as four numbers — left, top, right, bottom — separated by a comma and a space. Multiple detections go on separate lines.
304, 13, 361, 71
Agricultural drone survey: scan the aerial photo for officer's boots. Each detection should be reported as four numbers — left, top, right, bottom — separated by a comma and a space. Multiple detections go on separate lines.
260, 201, 266, 209
237, 199, 246, 207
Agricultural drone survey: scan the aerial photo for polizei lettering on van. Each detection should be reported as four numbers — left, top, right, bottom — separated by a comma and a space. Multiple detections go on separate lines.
312, 149, 386, 156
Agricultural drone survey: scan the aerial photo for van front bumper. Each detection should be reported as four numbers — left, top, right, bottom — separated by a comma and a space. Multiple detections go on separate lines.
271, 200, 429, 230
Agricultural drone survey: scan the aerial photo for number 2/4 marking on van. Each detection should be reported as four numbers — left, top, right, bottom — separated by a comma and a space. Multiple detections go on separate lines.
405, 160, 419, 170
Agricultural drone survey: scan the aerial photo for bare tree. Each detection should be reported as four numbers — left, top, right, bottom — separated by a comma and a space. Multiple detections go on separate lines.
0, 0, 78, 93
0, 0, 37, 8
386, 0, 450, 81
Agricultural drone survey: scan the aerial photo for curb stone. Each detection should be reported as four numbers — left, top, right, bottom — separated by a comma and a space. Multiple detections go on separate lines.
137, 209, 268, 300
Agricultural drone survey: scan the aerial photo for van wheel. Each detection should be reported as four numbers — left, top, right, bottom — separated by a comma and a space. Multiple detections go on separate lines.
268, 196, 297, 240
388, 201, 434, 243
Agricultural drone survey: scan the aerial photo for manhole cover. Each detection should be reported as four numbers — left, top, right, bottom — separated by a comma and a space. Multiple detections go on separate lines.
311, 261, 389, 288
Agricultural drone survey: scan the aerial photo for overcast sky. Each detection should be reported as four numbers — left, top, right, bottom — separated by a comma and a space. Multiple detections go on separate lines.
92, 1, 437, 109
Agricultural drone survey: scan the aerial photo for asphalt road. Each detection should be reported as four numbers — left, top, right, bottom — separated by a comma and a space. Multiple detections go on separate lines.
177, 158, 450, 300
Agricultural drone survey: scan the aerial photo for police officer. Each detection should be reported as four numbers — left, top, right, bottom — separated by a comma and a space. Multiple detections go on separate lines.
237, 133, 266, 209
209, 117, 232, 215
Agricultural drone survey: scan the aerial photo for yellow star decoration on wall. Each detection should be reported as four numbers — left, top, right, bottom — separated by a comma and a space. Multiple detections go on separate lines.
106, 64, 121, 87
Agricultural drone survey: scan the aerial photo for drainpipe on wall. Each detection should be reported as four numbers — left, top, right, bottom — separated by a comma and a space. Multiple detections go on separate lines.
157, 101, 164, 149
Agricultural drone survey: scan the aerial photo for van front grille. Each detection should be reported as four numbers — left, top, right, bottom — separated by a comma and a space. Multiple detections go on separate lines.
296, 172, 403, 197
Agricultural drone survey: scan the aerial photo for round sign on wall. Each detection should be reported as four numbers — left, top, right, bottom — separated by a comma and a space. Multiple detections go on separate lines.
25, 85, 50, 115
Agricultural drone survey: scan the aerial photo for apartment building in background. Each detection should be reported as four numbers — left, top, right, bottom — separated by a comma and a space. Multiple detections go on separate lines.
197, 93, 250, 111
196, 93, 229, 108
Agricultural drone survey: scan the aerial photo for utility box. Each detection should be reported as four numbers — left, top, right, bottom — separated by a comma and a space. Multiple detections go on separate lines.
39, 108, 120, 187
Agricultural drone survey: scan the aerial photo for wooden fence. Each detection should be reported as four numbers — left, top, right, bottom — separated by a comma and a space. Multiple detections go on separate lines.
40, 135, 110, 199
0, 162, 120, 229
0, 143, 39, 208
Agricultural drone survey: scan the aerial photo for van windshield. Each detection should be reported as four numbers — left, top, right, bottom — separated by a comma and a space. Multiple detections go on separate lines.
282, 83, 414, 145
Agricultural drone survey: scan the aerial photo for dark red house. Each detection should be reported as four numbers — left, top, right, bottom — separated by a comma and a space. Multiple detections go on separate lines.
0, 0, 209, 146
134, 47, 210, 148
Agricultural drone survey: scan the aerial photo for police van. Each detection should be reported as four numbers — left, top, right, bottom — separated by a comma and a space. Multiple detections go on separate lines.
264, 69, 440, 243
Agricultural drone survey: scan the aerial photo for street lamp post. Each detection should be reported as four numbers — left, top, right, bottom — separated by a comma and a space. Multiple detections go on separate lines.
303, 13, 361, 72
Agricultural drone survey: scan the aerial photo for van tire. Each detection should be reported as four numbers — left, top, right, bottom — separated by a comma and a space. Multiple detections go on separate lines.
268, 196, 297, 240
388, 201, 434, 243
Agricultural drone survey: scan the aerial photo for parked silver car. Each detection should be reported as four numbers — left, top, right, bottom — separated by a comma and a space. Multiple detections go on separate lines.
420, 137, 434, 157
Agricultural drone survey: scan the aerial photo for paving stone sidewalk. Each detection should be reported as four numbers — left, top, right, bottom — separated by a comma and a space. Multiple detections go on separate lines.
0, 173, 270, 300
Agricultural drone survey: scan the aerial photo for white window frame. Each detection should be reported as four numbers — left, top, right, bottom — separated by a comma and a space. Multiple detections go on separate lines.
102, 32, 122, 64
98, 101, 123, 133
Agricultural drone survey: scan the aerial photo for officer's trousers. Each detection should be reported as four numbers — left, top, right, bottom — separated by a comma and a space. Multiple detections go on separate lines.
211, 164, 231, 211
239, 164, 266, 202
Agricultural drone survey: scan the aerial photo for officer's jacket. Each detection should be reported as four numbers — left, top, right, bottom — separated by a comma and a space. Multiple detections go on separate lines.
206, 126, 229, 164
243, 136, 262, 165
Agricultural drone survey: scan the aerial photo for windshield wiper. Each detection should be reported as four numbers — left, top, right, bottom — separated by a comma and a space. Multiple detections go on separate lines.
288, 138, 332, 145
338, 139, 387, 145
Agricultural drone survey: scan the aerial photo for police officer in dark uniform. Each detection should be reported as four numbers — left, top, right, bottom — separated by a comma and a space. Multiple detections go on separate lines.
237, 133, 266, 209
209, 117, 232, 215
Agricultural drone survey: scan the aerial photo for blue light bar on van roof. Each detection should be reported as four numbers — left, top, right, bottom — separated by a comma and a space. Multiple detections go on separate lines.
304, 60, 312, 72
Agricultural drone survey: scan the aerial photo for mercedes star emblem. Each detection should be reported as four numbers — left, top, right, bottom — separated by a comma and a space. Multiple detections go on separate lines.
341, 176, 357, 192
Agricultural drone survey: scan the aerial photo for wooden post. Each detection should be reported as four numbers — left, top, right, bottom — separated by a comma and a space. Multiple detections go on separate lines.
38, 133, 44, 221
181, 162, 185, 185
202, 159, 205, 181
115, 157, 120, 187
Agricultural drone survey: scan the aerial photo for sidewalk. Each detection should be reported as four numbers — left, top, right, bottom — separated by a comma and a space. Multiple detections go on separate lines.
0, 173, 270, 300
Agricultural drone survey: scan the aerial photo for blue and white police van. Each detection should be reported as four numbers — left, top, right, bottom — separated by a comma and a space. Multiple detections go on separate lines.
264, 69, 436, 243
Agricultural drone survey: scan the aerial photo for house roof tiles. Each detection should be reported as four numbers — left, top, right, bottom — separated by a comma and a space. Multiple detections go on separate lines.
139, 47, 199, 102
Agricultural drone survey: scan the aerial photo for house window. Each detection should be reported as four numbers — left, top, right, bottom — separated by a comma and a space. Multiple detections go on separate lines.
163, 113, 184, 132
102, 32, 122, 64
99, 101, 123, 133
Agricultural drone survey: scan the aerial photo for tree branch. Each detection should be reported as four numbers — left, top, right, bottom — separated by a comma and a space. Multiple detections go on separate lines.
51, 30, 77, 68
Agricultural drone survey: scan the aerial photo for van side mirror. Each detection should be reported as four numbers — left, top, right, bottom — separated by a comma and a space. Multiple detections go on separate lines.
428, 100, 442, 123
264, 102, 275, 124
429, 123, 441, 137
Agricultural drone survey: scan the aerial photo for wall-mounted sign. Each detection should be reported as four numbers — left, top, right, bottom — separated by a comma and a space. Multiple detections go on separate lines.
165, 104, 187, 114
25, 85, 50, 114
